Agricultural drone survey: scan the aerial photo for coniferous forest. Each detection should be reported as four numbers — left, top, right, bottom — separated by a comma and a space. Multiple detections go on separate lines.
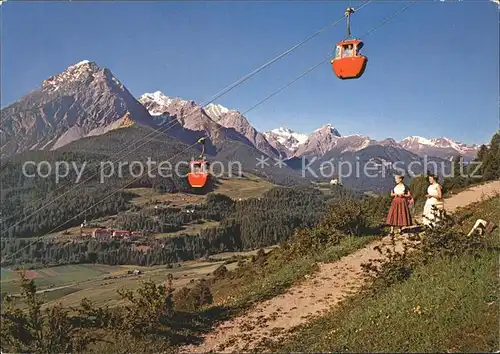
0, 185, 364, 268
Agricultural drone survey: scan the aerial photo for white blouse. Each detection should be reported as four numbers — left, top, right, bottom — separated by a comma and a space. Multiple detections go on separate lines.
427, 183, 441, 198
393, 183, 406, 195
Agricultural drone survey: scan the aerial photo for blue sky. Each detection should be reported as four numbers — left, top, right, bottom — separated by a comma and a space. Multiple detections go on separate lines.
1, 0, 498, 144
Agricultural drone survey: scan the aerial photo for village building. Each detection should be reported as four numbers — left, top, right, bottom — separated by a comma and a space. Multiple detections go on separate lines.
92, 228, 112, 242
112, 229, 131, 238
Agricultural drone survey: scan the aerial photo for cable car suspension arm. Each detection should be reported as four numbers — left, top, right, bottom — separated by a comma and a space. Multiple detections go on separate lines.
345, 7, 355, 40
197, 137, 206, 159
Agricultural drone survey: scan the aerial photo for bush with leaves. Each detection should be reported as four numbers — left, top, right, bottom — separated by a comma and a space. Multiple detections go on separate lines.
361, 208, 495, 290
443, 155, 472, 191
319, 198, 371, 237
409, 175, 428, 203
173, 280, 213, 312
114, 275, 174, 336
441, 132, 500, 190
1, 273, 98, 353
281, 228, 327, 260
280, 195, 388, 261
213, 264, 229, 280
361, 238, 417, 289
417, 212, 491, 259
481, 132, 500, 180
1, 272, 179, 353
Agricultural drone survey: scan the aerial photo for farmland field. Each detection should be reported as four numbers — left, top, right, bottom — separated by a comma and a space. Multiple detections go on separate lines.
129, 173, 275, 207
154, 220, 220, 238
1, 264, 132, 295
1, 246, 277, 308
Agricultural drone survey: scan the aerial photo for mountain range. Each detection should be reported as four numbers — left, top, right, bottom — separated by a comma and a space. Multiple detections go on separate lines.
263, 126, 480, 161
0, 60, 482, 192
137, 92, 479, 162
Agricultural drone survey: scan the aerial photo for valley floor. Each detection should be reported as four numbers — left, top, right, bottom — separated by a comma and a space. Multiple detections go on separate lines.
178, 180, 500, 353
2, 247, 277, 308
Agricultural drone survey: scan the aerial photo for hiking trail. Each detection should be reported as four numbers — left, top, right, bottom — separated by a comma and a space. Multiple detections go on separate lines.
178, 181, 500, 353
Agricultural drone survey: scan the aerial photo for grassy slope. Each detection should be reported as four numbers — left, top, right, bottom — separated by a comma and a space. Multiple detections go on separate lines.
271, 197, 500, 353
154, 220, 220, 238
274, 251, 497, 352
128, 174, 275, 207
171, 236, 377, 348
210, 236, 376, 312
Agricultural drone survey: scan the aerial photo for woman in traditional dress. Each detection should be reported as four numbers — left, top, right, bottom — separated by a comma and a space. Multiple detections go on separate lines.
422, 173, 444, 228
386, 175, 413, 235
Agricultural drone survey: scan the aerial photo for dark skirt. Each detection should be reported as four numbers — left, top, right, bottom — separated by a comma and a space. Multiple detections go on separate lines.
386, 197, 412, 227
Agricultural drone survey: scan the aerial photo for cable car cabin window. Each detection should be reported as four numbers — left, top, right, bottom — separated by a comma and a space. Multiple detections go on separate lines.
342, 44, 355, 58
191, 164, 203, 173
356, 42, 364, 55
335, 45, 342, 59
192, 162, 209, 173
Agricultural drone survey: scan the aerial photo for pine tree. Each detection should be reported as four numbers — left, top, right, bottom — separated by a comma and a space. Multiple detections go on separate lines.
483, 132, 500, 180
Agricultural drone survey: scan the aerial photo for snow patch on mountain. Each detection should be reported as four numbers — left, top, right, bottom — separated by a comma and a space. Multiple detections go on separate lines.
263, 127, 309, 152
138, 91, 178, 116
42, 60, 100, 91
205, 103, 230, 119
399, 136, 479, 159
400, 136, 437, 147
313, 123, 341, 137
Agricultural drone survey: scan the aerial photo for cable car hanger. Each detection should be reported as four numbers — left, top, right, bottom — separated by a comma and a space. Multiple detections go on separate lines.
196, 137, 206, 159
345, 7, 355, 40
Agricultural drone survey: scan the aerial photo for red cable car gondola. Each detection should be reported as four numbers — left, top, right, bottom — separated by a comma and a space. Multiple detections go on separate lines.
331, 8, 368, 80
187, 137, 210, 188
188, 159, 209, 188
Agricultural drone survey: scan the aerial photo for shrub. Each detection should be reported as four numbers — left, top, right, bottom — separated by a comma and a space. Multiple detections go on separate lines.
1, 273, 99, 353
362, 208, 495, 289
319, 198, 370, 237
213, 265, 229, 280
173, 281, 213, 312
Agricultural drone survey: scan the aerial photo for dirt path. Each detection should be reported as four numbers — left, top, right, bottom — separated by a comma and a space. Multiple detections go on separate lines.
178, 181, 500, 353
443, 181, 500, 213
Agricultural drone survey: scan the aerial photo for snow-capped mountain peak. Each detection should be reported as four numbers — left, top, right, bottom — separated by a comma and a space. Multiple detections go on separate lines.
269, 127, 294, 135
69, 59, 90, 69
313, 123, 342, 137
400, 136, 438, 147
140, 91, 173, 104
205, 103, 231, 119
378, 137, 400, 147
263, 127, 309, 153
2, 60, 153, 156
399, 136, 479, 159
136, 90, 480, 161
138, 91, 193, 116
400, 136, 477, 151
42, 60, 108, 92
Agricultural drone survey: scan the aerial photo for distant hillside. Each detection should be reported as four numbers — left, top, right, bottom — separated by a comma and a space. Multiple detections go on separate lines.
285, 144, 452, 193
